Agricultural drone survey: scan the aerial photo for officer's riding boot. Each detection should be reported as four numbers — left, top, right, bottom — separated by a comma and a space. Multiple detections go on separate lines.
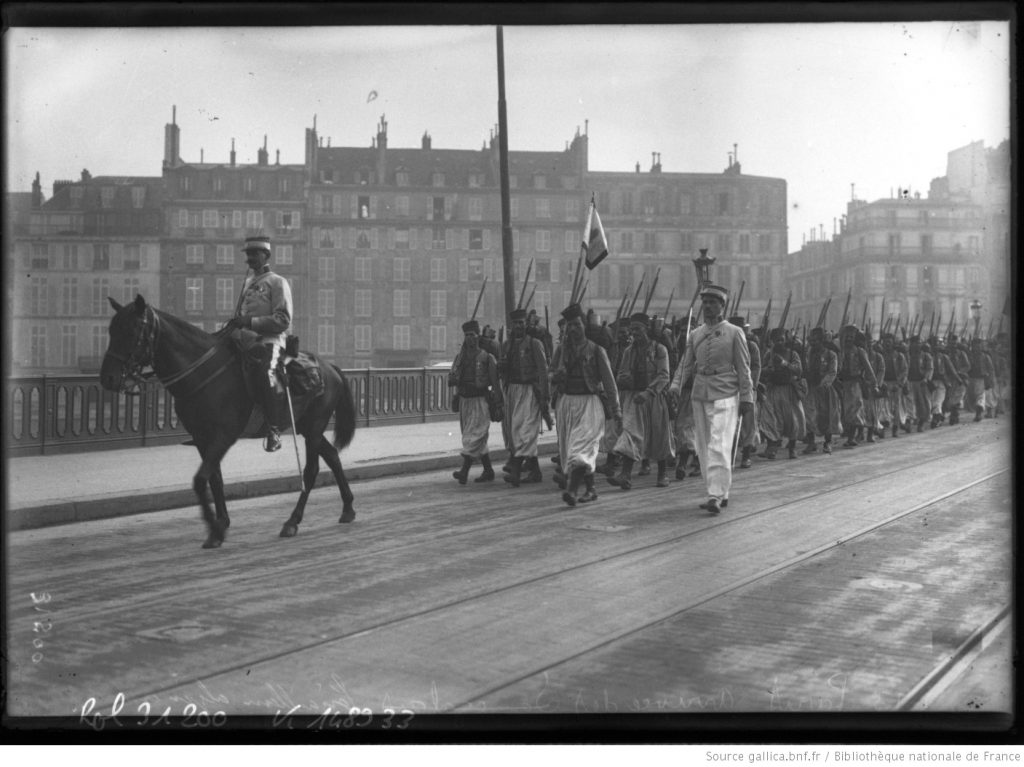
475, 454, 495, 482
262, 382, 283, 453
453, 455, 473, 485
503, 456, 525, 487
563, 466, 585, 507
524, 456, 543, 483
656, 460, 669, 488
675, 448, 690, 480
740, 445, 754, 469
579, 472, 599, 503
638, 458, 651, 476
787, 440, 798, 459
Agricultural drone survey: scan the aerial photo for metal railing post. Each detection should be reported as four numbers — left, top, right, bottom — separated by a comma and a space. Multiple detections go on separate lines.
41, 375, 48, 456
421, 366, 427, 423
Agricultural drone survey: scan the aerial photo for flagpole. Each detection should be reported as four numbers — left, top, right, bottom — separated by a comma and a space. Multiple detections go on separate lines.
496, 27, 516, 323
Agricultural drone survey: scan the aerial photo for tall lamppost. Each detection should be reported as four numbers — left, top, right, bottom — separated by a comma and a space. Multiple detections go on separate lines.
970, 298, 982, 339
692, 248, 716, 289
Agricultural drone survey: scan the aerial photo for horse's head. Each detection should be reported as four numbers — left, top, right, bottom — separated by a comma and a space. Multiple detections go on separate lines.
100, 294, 156, 394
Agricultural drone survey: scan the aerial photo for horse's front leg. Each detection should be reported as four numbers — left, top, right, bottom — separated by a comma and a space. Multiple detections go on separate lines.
280, 435, 321, 538
209, 466, 230, 528
194, 439, 233, 549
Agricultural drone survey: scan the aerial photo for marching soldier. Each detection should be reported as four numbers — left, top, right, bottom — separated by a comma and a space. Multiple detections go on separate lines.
223, 235, 293, 453
549, 303, 621, 506
526, 308, 554, 361
448, 319, 502, 484
864, 334, 887, 440
945, 334, 971, 425
729, 315, 761, 468
609, 312, 673, 489
499, 308, 550, 487
598, 319, 630, 478
906, 335, 934, 432
669, 284, 754, 514
880, 333, 910, 437
926, 336, 962, 428
802, 326, 841, 454
759, 327, 807, 460
836, 325, 875, 448
966, 337, 995, 422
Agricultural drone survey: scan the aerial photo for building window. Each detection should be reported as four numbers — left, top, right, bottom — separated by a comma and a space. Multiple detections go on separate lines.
354, 325, 372, 352
535, 260, 551, 282
91, 278, 110, 316
430, 258, 447, 282
718, 192, 730, 215
60, 325, 78, 367
90, 325, 107, 357
758, 234, 770, 254
246, 210, 263, 229
536, 230, 551, 252
511, 197, 519, 219
468, 172, 484, 188
394, 228, 410, 250
274, 245, 293, 265
317, 289, 336, 318
215, 278, 234, 313
620, 191, 634, 215
621, 231, 633, 252
430, 326, 447, 352
318, 256, 336, 282
279, 211, 298, 230
642, 189, 657, 216
430, 290, 447, 318
922, 266, 934, 289
279, 177, 290, 195
358, 195, 371, 219
395, 195, 410, 217
396, 170, 410, 187
921, 234, 933, 256
354, 289, 372, 317
533, 174, 547, 190
30, 325, 47, 367
564, 230, 577, 253
535, 198, 550, 218
318, 228, 336, 249
565, 198, 580, 222
94, 244, 111, 270
355, 257, 372, 282
716, 233, 730, 253
888, 233, 901, 257
469, 229, 484, 251
216, 245, 234, 265
121, 277, 141, 304
131, 187, 146, 208
393, 325, 411, 350
393, 289, 410, 317
317, 324, 336, 356
60, 277, 79, 314
29, 276, 48, 315
738, 234, 750, 253
467, 293, 482, 318
31, 244, 49, 270
243, 177, 254, 195
432, 172, 445, 187
232, 210, 242, 229
644, 232, 657, 253
357, 229, 372, 249
185, 278, 203, 312
392, 257, 411, 282
185, 245, 204, 265
203, 210, 218, 228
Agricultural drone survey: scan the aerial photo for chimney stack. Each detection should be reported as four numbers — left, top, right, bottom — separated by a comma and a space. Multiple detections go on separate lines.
163, 104, 181, 169
257, 135, 268, 166
31, 171, 42, 208
230, 138, 236, 168
422, 131, 432, 150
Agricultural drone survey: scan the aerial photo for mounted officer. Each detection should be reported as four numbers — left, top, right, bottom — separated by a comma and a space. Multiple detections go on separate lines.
223, 235, 293, 452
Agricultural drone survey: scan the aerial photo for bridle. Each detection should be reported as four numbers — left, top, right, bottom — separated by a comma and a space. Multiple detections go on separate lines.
106, 305, 160, 395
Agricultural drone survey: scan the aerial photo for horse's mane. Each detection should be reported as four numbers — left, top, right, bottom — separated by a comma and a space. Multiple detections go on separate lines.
152, 306, 217, 345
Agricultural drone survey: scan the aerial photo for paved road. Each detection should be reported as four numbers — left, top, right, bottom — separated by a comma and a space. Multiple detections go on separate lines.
4, 419, 1012, 732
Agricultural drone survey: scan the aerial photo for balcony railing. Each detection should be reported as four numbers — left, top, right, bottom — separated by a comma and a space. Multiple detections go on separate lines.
5, 366, 455, 457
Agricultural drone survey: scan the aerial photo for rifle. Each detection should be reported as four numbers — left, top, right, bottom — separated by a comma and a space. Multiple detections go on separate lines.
626, 273, 646, 317
987, 317, 994, 339
641, 268, 661, 315
761, 295, 774, 332
838, 288, 852, 330
945, 308, 956, 341
816, 294, 833, 329
544, 305, 549, 332
860, 300, 868, 332
517, 258, 534, 309
731, 280, 746, 318
927, 311, 936, 340
777, 291, 792, 331
664, 287, 675, 319
524, 286, 536, 311
470, 277, 487, 321
879, 296, 886, 335
615, 289, 630, 323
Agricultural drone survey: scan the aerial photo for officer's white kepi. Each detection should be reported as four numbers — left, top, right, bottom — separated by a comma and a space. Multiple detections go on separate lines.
242, 236, 272, 254
699, 284, 729, 303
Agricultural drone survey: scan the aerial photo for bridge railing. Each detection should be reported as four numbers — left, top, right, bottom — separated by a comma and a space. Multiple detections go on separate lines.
5, 367, 455, 457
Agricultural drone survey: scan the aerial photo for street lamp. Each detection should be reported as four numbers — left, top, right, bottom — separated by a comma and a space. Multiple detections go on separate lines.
970, 298, 982, 338
692, 248, 716, 289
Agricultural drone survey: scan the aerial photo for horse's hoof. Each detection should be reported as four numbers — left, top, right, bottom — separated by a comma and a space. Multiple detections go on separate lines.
339, 507, 355, 524
201, 537, 223, 549
280, 524, 298, 538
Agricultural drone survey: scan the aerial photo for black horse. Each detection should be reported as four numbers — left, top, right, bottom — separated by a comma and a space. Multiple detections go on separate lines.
100, 295, 357, 548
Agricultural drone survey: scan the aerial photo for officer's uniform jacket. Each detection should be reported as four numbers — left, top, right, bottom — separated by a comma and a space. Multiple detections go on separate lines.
234, 268, 293, 346
672, 319, 753, 404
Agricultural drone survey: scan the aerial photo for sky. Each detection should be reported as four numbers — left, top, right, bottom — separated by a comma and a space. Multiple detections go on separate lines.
4, 19, 1011, 252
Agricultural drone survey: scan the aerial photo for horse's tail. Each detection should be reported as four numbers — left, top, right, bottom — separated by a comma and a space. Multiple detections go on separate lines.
332, 364, 357, 450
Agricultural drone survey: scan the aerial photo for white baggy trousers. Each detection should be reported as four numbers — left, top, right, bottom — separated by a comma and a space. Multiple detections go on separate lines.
692, 394, 740, 502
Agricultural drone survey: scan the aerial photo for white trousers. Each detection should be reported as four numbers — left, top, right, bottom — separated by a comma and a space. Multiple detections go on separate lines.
692, 395, 740, 502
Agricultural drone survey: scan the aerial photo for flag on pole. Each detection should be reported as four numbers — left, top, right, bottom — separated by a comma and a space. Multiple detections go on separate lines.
581, 198, 609, 270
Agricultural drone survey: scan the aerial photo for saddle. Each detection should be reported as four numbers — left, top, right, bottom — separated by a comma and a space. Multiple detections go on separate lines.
229, 331, 326, 438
